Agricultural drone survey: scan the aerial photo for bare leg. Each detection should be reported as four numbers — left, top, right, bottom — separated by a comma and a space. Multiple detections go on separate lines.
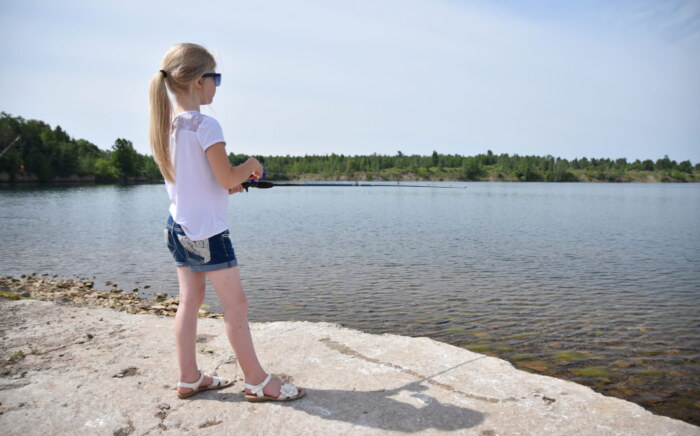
206, 266, 283, 397
174, 267, 222, 395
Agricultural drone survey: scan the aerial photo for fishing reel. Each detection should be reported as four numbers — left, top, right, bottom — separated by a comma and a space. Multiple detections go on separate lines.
241, 168, 273, 191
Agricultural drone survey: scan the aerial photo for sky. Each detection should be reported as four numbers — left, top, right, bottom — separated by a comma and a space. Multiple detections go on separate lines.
1, 0, 698, 162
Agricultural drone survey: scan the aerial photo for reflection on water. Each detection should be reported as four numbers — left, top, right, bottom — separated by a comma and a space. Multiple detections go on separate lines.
1, 182, 699, 424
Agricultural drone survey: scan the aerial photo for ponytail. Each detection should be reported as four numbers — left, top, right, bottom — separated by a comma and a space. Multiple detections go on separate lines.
149, 43, 217, 184
149, 70, 175, 183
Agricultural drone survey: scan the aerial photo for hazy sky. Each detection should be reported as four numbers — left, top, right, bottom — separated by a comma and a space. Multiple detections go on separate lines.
1, 0, 698, 162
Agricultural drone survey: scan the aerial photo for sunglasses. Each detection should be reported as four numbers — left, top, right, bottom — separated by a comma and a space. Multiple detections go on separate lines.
201, 73, 221, 87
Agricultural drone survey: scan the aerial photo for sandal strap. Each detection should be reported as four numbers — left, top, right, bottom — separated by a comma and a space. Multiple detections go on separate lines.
245, 374, 272, 398
209, 375, 227, 387
177, 371, 205, 389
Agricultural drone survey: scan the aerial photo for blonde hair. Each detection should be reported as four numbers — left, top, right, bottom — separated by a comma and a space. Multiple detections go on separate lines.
149, 43, 217, 183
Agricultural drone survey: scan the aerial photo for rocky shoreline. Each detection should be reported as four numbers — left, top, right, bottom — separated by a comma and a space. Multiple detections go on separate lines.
0, 274, 218, 319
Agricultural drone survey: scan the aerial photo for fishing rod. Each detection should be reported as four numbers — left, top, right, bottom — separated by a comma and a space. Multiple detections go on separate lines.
0, 136, 21, 159
240, 168, 466, 191
240, 180, 361, 191
241, 181, 465, 191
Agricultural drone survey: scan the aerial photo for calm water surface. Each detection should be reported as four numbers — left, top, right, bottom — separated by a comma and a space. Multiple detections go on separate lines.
1, 182, 699, 424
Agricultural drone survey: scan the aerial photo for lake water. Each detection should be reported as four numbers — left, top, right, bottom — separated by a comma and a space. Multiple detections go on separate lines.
1, 182, 699, 424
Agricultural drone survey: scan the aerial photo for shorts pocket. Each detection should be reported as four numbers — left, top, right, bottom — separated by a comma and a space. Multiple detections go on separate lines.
177, 234, 211, 264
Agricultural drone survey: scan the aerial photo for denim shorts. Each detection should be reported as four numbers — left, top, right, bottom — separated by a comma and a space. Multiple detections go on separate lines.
164, 216, 238, 272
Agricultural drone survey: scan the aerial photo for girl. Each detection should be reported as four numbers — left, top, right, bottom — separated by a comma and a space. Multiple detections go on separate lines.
149, 43, 304, 402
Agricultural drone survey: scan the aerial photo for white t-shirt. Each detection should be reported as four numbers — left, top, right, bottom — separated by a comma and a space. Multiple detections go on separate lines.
166, 111, 228, 240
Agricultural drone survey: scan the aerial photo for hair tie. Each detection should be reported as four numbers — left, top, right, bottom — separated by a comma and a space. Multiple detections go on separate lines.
159, 70, 167, 78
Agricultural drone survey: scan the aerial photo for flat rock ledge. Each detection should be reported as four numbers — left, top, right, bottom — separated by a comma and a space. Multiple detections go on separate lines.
1, 300, 698, 435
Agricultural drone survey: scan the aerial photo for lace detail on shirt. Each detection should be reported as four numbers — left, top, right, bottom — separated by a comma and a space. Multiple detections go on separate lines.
173, 112, 205, 132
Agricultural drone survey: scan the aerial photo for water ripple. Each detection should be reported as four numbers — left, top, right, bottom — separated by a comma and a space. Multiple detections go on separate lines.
1, 182, 699, 424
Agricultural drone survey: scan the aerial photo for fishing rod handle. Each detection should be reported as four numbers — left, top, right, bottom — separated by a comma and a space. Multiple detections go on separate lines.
241, 180, 274, 191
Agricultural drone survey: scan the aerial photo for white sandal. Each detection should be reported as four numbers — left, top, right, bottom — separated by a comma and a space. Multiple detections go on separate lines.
244, 374, 305, 402
177, 371, 233, 399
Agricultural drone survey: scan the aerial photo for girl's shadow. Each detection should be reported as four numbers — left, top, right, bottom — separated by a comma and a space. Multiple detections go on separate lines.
213, 380, 485, 432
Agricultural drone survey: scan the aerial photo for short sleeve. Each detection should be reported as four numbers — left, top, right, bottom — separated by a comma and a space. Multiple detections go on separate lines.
197, 116, 226, 151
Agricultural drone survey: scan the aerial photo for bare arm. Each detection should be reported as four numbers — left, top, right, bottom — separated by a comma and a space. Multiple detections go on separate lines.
205, 143, 263, 190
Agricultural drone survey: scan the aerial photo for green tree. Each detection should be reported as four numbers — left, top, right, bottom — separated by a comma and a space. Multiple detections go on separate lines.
483, 150, 496, 166
141, 155, 162, 180
110, 138, 138, 181
514, 156, 542, 181
678, 160, 693, 173
549, 159, 578, 182
461, 157, 483, 180
95, 158, 118, 182
655, 155, 674, 171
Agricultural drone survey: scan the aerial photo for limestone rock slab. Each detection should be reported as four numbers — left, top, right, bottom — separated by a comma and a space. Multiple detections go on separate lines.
0, 299, 697, 435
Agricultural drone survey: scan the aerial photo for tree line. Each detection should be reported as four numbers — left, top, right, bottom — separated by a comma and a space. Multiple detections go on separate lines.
1, 112, 697, 184
231, 150, 698, 183
0, 112, 159, 183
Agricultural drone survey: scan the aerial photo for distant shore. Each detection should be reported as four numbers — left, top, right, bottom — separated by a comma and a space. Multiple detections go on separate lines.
0, 171, 156, 185
1, 172, 698, 185
288, 171, 697, 183
3, 112, 697, 185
